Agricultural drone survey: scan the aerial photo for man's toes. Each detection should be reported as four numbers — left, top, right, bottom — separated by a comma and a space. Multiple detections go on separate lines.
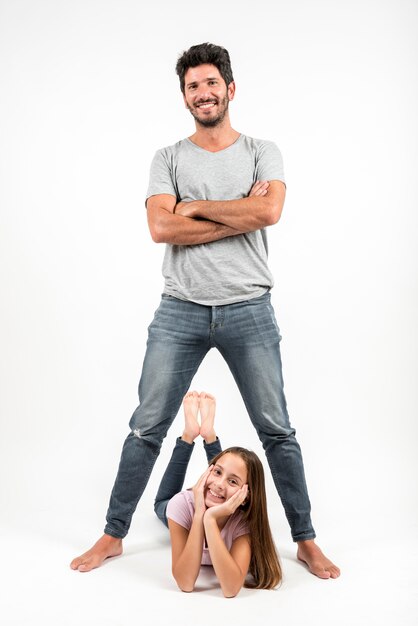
316, 562, 340, 579
77, 557, 96, 572
70, 557, 83, 570
77, 564, 90, 572
329, 566, 341, 578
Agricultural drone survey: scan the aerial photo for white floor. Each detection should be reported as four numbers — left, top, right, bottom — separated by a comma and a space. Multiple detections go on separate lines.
3, 501, 417, 626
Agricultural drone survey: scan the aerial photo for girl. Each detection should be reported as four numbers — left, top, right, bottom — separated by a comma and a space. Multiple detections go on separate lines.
154, 391, 282, 597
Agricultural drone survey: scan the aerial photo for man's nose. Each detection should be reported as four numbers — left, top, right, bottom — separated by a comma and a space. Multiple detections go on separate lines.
196, 85, 212, 101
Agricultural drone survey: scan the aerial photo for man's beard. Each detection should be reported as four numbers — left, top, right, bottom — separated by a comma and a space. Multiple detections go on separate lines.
187, 95, 229, 128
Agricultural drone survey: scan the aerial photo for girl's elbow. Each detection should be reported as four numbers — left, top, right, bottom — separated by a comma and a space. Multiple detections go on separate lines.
221, 582, 243, 598
173, 571, 195, 593
222, 588, 240, 598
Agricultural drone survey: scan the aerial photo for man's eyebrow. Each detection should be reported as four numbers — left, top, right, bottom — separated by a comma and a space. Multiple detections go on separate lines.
186, 77, 219, 88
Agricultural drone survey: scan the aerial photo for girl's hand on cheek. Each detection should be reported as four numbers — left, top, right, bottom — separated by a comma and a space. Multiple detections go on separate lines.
192, 465, 213, 516
204, 484, 248, 521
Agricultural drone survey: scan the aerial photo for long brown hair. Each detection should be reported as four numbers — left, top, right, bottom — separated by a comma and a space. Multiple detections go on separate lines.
209, 447, 282, 589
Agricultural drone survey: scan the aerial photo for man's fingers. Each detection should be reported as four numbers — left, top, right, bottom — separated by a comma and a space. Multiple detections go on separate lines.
249, 180, 270, 196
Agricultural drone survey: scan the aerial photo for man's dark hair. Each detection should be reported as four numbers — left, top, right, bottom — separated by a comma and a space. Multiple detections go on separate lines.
175, 42, 234, 94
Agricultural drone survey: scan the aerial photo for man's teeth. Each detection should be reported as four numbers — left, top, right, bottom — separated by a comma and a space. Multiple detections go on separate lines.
197, 103, 215, 108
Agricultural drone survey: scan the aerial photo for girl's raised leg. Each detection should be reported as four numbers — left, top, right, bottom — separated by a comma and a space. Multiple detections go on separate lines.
181, 391, 201, 443
154, 391, 200, 525
200, 392, 222, 462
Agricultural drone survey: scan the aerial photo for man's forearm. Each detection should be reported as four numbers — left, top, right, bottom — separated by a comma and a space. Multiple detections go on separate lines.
174, 180, 285, 231
149, 209, 245, 245
177, 197, 275, 231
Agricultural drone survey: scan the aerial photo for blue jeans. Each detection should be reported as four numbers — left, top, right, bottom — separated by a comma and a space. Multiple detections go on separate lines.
104, 292, 315, 542
153, 437, 223, 527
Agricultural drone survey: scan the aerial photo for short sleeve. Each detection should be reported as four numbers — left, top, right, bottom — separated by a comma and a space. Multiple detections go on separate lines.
231, 513, 250, 541
255, 141, 286, 185
145, 149, 178, 202
166, 492, 193, 530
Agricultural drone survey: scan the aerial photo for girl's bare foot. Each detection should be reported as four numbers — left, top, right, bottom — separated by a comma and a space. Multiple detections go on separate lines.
70, 534, 123, 572
199, 391, 217, 443
297, 540, 340, 579
181, 391, 200, 443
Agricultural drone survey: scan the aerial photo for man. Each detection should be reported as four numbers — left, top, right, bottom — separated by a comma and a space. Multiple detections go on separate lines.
71, 43, 340, 579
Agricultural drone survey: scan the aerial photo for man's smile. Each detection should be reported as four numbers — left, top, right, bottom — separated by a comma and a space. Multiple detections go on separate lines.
195, 100, 217, 109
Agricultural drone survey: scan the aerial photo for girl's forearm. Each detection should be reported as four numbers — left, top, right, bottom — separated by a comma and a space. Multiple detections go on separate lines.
203, 517, 246, 598
172, 514, 204, 592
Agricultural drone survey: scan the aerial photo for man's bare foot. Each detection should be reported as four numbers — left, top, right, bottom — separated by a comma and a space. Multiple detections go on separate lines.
297, 540, 340, 579
181, 391, 200, 444
199, 392, 217, 444
70, 534, 123, 572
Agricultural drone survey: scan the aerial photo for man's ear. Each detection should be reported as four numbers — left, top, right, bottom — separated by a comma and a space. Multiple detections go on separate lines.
227, 80, 236, 102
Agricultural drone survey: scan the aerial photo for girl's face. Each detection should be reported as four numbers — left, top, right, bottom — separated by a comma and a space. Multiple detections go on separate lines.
204, 452, 248, 508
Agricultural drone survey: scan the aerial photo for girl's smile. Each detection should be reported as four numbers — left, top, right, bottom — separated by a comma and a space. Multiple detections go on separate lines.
204, 452, 248, 507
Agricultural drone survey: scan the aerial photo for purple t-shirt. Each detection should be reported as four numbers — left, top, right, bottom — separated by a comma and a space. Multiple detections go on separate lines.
166, 490, 249, 566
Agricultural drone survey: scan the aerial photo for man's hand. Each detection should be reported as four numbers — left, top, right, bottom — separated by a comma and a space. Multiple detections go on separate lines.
248, 180, 270, 197
204, 484, 248, 522
174, 200, 194, 217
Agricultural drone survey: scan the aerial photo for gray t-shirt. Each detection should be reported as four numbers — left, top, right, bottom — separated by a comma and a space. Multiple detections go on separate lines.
146, 134, 285, 306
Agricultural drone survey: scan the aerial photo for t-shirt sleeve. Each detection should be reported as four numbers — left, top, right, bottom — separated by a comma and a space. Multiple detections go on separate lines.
232, 514, 250, 541
145, 148, 178, 203
166, 492, 193, 530
255, 140, 286, 185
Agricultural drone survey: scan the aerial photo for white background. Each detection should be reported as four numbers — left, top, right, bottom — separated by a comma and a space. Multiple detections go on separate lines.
0, 0, 417, 624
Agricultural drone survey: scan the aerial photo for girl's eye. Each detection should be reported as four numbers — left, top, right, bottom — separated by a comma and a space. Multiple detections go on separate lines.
229, 479, 237, 485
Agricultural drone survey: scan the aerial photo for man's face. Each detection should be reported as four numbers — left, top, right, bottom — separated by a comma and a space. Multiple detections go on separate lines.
183, 64, 235, 128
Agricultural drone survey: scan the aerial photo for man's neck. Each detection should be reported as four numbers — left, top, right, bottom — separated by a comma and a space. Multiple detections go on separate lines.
188, 120, 240, 153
